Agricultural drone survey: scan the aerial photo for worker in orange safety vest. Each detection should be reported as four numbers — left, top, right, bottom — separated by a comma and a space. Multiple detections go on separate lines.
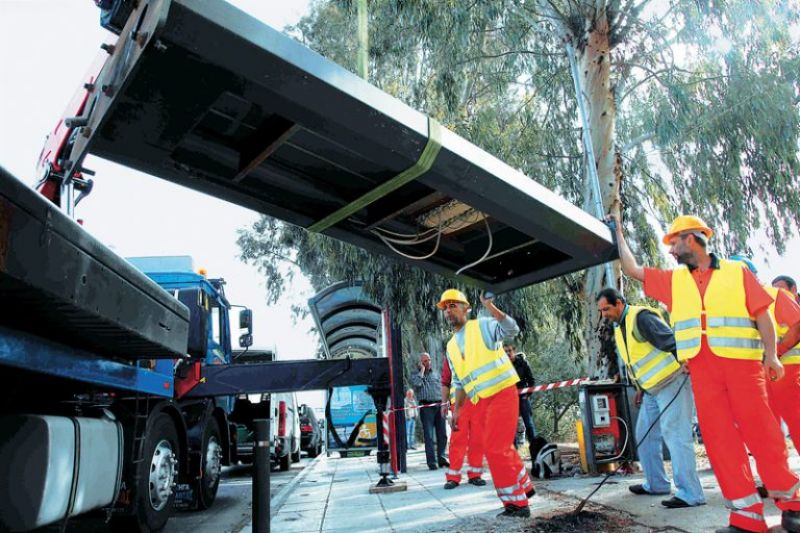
768, 275, 800, 453
611, 214, 800, 533
440, 356, 487, 489
730, 261, 800, 455
437, 289, 534, 519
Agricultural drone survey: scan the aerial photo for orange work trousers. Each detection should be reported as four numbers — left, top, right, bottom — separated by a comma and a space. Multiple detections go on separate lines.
445, 397, 486, 482
689, 348, 800, 533
474, 385, 532, 508
766, 363, 800, 453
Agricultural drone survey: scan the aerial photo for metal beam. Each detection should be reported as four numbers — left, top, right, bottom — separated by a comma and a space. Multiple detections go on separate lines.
185, 357, 390, 397
0, 326, 174, 397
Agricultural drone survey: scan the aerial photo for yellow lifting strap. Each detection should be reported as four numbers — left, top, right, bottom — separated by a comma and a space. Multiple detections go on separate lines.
307, 117, 442, 233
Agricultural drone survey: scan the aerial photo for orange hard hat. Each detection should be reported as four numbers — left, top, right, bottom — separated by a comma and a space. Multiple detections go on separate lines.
436, 289, 470, 309
662, 215, 713, 245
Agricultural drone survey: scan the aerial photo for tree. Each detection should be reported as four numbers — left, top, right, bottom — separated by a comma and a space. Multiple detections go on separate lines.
239, 1, 800, 383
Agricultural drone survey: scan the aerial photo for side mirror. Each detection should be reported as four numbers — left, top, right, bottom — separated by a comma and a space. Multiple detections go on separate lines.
238, 308, 253, 348
239, 308, 253, 331
239, 333, 253, 348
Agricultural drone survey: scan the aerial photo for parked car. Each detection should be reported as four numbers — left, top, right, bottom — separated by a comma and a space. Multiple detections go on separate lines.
299, 404, 324, 457
231, 349, 301, 471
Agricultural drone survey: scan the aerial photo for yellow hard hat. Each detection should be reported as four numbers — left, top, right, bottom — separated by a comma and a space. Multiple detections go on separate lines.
662, 215, 713, 245
436, 289, 469, 309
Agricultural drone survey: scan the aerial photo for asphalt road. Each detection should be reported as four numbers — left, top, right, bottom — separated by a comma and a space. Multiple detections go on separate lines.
34, 456, 311, 533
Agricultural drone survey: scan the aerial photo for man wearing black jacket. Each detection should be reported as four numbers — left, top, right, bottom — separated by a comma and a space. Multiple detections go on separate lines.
504, 342, 538, 458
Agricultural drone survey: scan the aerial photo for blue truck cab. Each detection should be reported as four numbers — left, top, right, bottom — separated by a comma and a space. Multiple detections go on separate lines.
0, 253, 254, 532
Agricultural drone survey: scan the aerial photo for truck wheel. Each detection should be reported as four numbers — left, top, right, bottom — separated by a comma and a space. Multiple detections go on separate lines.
291, 447, 301, 463
115, 413, 179, 532
279, 453, 290, 471
197, 418, 222, 510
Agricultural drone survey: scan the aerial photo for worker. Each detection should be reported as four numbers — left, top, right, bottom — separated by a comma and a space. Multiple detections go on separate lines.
437, 289, 534, 518
610, 214, 800, 533
596, 287, 705, 508
440, 356, 487, 489
502, 342, 538, 456
768, 277, 800, 453
731, 261, 800, 453
773, 275, 799, 303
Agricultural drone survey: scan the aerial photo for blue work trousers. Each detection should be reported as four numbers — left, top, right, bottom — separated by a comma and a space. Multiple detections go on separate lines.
636, 375, 705, 505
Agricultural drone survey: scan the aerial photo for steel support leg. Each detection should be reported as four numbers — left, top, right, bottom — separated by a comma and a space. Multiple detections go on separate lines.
369, 386, 394, 487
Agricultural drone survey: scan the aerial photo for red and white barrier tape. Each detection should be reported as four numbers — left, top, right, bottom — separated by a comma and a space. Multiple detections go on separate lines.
518, 377, 590, 395
388, 377, 591, 413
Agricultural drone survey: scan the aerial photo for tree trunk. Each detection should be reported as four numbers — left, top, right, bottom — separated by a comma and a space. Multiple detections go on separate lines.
574, 11, 623, 379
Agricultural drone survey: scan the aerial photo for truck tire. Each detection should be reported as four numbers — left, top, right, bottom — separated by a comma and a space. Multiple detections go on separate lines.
279, 453, 290, 471
197, 418, 222, 510
115, 413, 179, 532
291, 448, 301, 463
307, 442, 318, 458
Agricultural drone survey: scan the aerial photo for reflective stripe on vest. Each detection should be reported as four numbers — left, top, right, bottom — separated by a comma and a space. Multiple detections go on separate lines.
670, 260, 763, 361
613, 305, 680, 391
767, 286, 800, 365
446, 320, 519, 403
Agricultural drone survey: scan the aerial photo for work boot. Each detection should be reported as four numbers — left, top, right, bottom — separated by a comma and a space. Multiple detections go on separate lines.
497, 505, 531, 518
526, 487, 536, 498
629, 483, 669, 496
443, 480, 459, 490
467, 477, 486, 486
783, 510, 800, 533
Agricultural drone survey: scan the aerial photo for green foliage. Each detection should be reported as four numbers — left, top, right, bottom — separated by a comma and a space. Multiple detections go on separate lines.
239, 0, 800, 394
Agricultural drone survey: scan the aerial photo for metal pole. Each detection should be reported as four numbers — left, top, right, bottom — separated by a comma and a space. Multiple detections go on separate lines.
253, 418, 270, 533
565, 41, 614, 287
356, 0, 368, 80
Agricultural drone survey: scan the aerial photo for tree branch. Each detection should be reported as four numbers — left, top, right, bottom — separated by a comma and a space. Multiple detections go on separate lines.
622, 131, 655, 152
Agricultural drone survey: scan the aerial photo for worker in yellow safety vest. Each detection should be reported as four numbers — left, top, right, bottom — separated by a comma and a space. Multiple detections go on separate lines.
611, 214, 800, 533
437, 289, 534, 518
597, 287, 705, 508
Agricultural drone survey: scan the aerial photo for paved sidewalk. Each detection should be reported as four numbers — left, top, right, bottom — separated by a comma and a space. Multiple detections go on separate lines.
246, 447, 799, 532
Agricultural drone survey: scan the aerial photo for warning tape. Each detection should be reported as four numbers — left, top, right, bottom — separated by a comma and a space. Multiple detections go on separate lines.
518, 377, 590, 395
387, 377, 591, 414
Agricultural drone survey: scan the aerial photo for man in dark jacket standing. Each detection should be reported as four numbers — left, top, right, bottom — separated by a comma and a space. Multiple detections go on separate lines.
504, 342, 537, 457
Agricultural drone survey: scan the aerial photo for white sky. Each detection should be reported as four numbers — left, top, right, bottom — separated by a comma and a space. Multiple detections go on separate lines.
0, 0, 797, 411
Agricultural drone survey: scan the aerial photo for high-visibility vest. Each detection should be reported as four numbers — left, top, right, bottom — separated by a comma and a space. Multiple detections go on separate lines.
614, 305, 681, 391
446, 319, 519, 404
671, 259, 763, 361
766, 286, 800, 365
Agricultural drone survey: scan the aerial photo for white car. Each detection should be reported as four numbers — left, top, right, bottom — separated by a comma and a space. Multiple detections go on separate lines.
231, 349, 301, 471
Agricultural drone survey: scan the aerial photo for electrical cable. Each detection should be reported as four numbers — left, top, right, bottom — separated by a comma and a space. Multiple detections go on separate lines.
573, 373, 690, 514
372, 229, 442, 245
603, 416, 630, 462
373, 223, 443, 260
455, 216, 493, 275
371, 225, 440, 240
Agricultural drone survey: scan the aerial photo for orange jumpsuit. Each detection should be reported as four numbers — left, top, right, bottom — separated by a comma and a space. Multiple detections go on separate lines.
645, 260, 800, 533
767, 289, 800, 453
442, 358, 486, 483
